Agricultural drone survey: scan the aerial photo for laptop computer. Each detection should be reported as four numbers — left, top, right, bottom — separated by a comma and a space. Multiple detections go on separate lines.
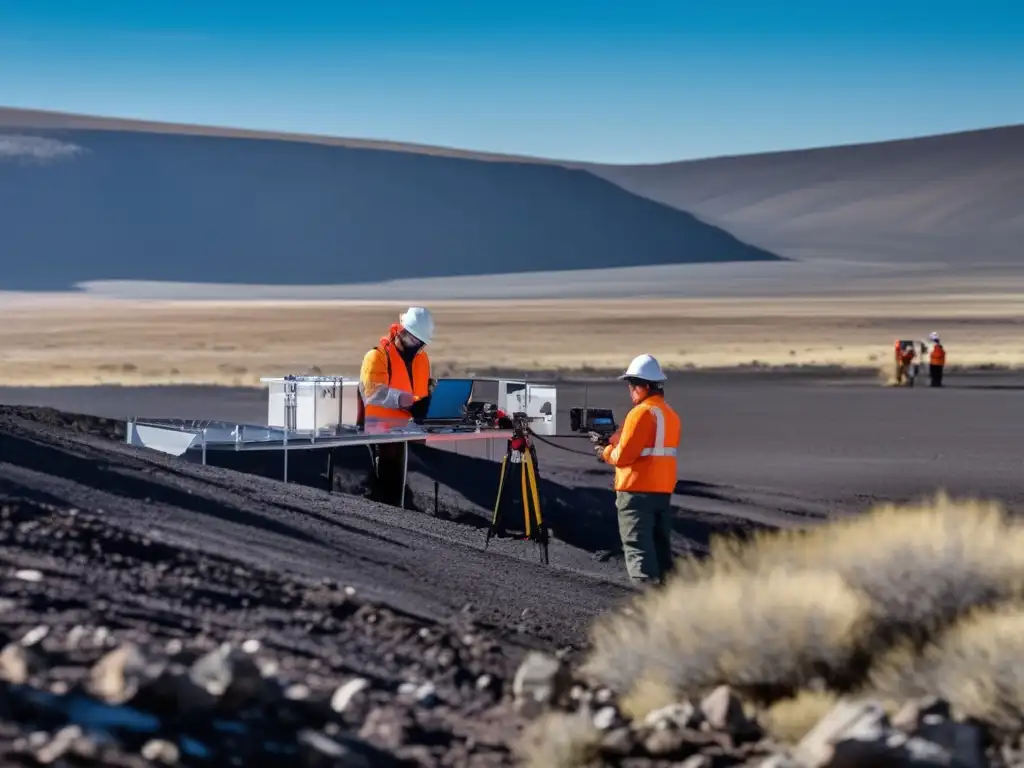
417, 378, 475, 425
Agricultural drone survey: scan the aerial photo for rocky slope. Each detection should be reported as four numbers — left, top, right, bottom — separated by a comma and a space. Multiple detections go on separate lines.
0, 492, 536, 767
0, 403, 635, 766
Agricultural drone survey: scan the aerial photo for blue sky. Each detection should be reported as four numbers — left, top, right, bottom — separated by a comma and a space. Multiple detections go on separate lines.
1, 0, 1022, 163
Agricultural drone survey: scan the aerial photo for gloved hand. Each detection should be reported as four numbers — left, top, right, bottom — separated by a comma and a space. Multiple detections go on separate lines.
409, 395, 431, 422
589, 430, 609, 447
397, 391, 415, 409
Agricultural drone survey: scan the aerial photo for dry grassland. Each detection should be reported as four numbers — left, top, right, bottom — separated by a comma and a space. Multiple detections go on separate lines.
2, 294, 1024, 386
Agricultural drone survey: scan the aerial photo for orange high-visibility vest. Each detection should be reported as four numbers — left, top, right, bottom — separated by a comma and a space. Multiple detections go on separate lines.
930, 344, 946, 366
601, 394, 680, 494
359, 333, 431, 421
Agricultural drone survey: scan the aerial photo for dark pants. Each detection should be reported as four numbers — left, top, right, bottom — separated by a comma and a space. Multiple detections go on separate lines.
930, 364, 944, 387
616, 491, 675, 585
370, 442, 411, 508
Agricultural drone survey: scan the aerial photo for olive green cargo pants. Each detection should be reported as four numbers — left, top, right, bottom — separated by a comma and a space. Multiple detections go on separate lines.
616, 491, 675, 585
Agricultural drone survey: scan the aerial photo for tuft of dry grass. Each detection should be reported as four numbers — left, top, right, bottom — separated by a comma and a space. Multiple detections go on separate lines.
761, 690, 841, 744
619, 676, 679, 722
526, 494, 1024, 765
870, 604, 1024, 736
697, 492, 1024, 646
580, 567, 870, 713
582, 493, 1024, 723
876, 358, 899, 386
515, 709, 602, 768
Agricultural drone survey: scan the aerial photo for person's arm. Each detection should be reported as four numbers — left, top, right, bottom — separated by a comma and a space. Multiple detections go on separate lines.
601, 408, 653, 467
409, 354, 433, 420
359, 349, 413, 409
415, 352, 433, 402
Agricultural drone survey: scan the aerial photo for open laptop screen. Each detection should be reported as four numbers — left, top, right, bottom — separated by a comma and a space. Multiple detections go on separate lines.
422, 378, 474, 422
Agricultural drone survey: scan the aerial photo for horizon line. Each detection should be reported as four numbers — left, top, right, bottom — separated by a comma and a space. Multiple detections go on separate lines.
2, 103, 1023, 166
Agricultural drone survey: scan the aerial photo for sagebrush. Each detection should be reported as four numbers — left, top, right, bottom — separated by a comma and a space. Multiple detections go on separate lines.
582, 493, 1024, 714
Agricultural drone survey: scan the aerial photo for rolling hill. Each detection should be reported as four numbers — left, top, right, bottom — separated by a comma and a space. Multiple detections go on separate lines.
3, 107, 1022, 297
0, 107, 782, 292
586, 124, 1024, 266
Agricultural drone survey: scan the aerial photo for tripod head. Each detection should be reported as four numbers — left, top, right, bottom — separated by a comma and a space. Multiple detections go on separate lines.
495, 410, 546, 453
502, 410, 532, 434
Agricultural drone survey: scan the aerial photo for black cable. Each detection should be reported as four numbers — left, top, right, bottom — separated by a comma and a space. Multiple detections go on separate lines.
527, 429, 604, 458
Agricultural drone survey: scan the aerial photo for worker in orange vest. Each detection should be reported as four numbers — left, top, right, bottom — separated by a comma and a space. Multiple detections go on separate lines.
928, 332, 946, 387
593, 354, 681, 586
358, 307, 435, 506
894, 340, 916, 385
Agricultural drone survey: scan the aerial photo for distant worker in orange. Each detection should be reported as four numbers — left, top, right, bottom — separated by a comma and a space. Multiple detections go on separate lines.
928, 332, 946, 387
894, 339, 916, 385
358, 306, 435, 506
592, 354, 681, 586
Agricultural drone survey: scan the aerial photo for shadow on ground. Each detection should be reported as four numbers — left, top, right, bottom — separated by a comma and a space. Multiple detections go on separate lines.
0, 430, 322, 547
0, 404, 767, 564
121, 436, 753, 560
201, 440, 771, 562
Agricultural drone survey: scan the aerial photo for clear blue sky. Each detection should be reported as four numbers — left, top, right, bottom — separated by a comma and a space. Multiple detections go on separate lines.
1, 0, 1022, 163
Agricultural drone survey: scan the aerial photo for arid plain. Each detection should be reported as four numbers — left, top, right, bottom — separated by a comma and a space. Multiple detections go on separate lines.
3, 289, 1024, 387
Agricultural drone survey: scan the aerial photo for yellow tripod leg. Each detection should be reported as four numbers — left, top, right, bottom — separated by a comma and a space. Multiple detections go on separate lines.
522, 445, 549, 564
524, 447, 543, 530
491, 454, 509, 529
520, 452, 532, 538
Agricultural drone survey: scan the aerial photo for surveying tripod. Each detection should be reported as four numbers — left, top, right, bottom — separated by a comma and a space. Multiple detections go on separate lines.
484, 414, 549, 565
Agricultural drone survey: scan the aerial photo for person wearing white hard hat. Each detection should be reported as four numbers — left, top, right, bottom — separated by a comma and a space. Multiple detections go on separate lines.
592, 354, 681, 586
358, 306, 436, 507
927, 332, 945, 387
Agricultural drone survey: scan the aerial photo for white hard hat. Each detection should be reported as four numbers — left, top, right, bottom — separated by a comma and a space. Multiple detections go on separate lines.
930, 331, 940, 341
399, 306, 434, 344
619, 354, 667, 383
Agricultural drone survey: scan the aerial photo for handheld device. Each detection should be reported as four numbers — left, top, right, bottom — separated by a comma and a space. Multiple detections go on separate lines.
570, 407, 617, 436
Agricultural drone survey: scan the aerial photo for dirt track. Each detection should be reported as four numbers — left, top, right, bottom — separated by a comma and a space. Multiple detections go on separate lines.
1, 370, 1023, 763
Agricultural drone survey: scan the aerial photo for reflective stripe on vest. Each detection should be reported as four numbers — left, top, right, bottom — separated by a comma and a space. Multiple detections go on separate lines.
612, 404, 677, 461
640, 447, 678, 456
648, 405, 668, 455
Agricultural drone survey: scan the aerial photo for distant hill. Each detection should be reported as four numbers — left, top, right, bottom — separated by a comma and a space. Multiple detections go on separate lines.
0, 106, 542, 162
0, 108, 781, 292
5, 107, 1020, 294
586, 124, 1024, 266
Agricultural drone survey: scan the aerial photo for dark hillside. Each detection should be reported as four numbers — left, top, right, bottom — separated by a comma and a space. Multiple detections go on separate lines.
0, 123, 782, 291
589, 123, 1024, 264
